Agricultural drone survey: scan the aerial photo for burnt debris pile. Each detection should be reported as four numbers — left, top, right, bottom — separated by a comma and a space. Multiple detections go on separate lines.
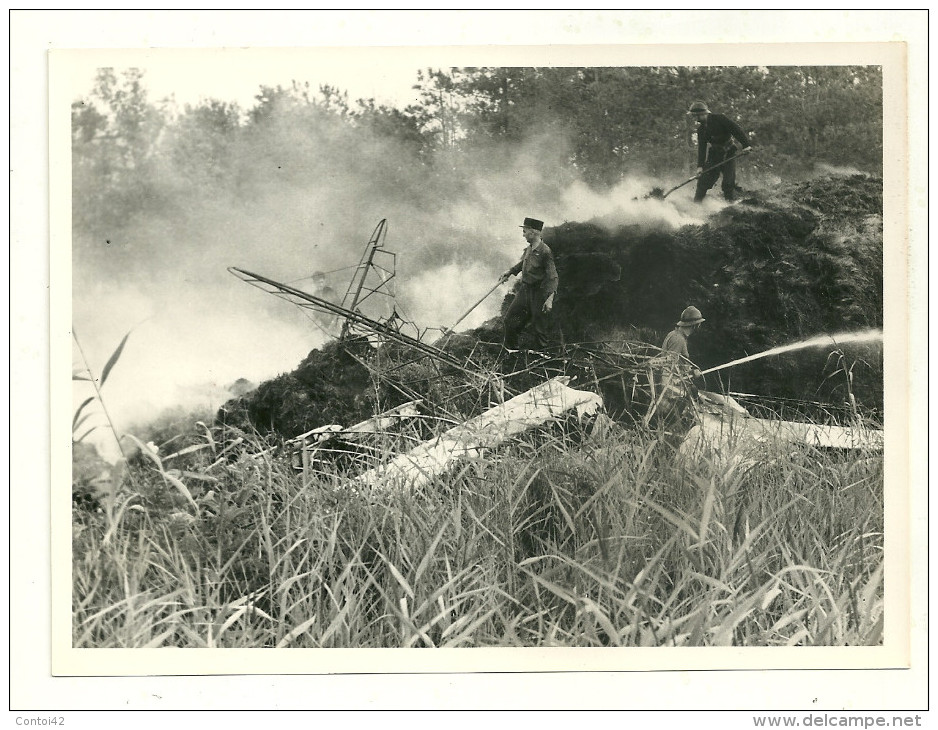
540, 173, 883, 417
218, 338, 376, 437
220, 174, 883, 439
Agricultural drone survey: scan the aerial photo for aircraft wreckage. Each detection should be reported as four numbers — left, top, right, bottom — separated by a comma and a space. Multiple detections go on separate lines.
229, 219, 883, 491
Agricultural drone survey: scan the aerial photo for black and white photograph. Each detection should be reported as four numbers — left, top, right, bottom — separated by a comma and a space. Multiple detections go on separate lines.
12, 8, 927, 717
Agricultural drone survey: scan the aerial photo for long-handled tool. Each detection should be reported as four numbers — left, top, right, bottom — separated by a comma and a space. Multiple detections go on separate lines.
658, 147, 751, 199
439, 280, 504, 338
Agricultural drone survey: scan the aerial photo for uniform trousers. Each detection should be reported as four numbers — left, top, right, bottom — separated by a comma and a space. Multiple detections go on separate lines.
503, 283, 551, 349
695, 146, 738, 201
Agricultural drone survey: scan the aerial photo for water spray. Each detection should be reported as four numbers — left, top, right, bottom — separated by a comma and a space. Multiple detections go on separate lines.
700, 329, 883, 376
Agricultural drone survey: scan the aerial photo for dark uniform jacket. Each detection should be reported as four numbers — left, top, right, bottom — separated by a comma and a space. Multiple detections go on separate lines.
508, 240, 559, 295
696, 113, 751, 167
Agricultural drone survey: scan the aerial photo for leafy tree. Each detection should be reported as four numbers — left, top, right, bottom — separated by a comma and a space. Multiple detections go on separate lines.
72, 68, 168, 237
404, 68, 467, 150
71, 99, 108, 144
352, 98, 429, 157
88, 67, 165, 174
159, 99, 243, 189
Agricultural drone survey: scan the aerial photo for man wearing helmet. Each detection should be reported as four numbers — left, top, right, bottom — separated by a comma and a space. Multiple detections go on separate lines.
655, 306, 706, 427
662, 305, 705, 366
688, 101, 752, 202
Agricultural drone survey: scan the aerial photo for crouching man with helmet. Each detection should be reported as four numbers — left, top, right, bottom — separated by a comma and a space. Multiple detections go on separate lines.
654, 306, 707, 429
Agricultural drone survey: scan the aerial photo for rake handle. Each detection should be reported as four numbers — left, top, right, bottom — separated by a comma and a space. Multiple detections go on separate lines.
446, 280, 504, 333
662, 148, 751, 199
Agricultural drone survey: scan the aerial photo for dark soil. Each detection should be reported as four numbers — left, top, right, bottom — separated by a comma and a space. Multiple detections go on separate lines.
217, 337, 377, 436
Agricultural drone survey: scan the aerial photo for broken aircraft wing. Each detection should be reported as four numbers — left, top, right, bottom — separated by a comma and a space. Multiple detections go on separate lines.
355, 376, 603, 491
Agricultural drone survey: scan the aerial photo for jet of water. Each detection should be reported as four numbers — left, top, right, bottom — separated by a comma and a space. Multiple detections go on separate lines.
700, 329, 883, 375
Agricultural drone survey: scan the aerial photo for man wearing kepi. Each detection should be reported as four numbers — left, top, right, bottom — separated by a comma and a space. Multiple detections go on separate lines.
688, 101, 752, 202
498, 217, 558, 352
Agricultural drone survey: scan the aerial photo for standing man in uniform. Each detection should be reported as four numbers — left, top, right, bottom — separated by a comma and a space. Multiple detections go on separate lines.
499, 217, 558, 352
688, 101, 753, 202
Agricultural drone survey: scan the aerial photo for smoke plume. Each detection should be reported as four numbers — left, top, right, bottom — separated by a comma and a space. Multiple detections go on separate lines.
71, 76, 720, 460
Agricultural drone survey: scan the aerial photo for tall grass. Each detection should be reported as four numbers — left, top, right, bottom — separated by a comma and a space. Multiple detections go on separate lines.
72, 411, 884, 648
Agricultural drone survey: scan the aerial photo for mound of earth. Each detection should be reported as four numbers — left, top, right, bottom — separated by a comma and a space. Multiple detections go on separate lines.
217, 338, 378, 437
536, 173, 883, 414
219, 173, 883, 438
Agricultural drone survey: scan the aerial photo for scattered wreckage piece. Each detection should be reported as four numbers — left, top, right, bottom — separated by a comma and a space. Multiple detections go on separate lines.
289, 400, 423, 446
354, 376, 603, 491
288, 400, 423, 477
690, 412, 884, 450
679, 394, 884, 470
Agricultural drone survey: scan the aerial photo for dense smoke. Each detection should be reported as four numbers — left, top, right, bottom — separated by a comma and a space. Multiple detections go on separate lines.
72, 74, 726, 459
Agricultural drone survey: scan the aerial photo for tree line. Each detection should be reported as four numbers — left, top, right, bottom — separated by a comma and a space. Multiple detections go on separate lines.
410, 66, 883, 182
72, 65, 883, 240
